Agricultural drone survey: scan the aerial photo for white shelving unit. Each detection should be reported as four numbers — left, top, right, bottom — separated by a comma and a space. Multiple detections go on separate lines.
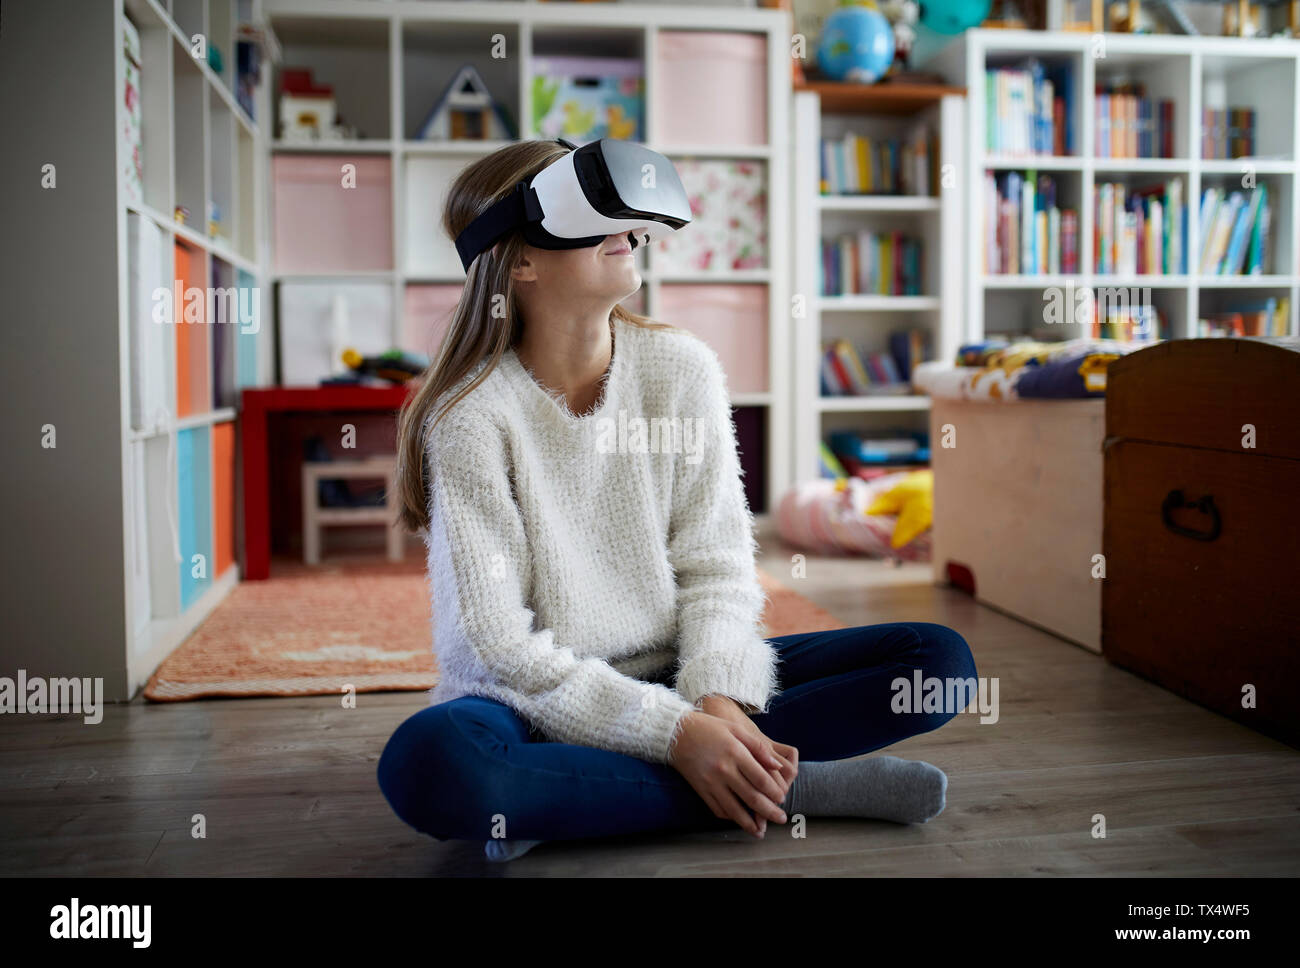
791, 87, 965, 480
123, 0, 273, 695
3, 0, 271, 700
922, 28, 1300, 344
263, 0, 792, 509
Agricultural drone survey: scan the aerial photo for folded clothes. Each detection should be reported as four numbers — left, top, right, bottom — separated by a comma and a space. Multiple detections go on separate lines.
914, 339, 1137, 401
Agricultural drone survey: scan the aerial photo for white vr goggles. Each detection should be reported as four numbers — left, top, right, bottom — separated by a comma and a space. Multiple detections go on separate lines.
454, 138, 693, 272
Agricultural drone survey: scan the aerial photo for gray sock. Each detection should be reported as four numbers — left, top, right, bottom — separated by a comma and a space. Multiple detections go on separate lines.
484, 838, 544, 862
781, 755, 948, 824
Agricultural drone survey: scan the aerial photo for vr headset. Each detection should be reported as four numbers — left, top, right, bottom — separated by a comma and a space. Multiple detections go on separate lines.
453, 138, 693, 273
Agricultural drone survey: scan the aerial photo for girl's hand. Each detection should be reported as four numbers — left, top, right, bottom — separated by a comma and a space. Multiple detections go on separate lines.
698, 696, 798, 836
667, 711, 791, 838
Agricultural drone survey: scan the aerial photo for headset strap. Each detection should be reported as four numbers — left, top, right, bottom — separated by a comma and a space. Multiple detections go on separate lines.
454, 180, 546, 272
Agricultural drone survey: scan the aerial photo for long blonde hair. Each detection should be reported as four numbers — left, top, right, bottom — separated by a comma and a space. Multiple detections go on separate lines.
395, 139, 675, 533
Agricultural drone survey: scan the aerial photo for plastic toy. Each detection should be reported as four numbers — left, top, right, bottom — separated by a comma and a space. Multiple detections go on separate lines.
340, 348, 427, 384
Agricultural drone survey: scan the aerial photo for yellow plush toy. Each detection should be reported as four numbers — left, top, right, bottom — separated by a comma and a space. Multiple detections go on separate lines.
865, 470, 934, 549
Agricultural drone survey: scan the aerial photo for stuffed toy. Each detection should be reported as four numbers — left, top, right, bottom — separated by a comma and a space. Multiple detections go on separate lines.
866, 469, 933, 549
776, 471, 931, 561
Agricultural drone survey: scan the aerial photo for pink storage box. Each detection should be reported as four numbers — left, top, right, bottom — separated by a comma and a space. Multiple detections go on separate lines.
654, 31, 767, 146
657, 284, 768, 394
273, 155, 393, 274
402, 284, 462, 359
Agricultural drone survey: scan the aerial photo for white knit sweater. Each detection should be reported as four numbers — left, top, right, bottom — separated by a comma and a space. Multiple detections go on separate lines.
423, 314, 780, 765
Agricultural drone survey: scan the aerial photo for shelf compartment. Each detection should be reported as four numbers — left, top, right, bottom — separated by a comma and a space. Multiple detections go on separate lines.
820, 206, 934, 299
983, 48, 1084, 160
1092, 173, 1190, 276
277, 281, 394, 387
1200, 53, 1296, 162
177, 425, 213, 611
143, 433, 181, 623
1091, 48, 1191, 161
1195, 172, 1291, 278
127, 212, 173, 431
405, 20, 521, 142
531, 25, 643, 142
1197, 285, 1293, 337
210, 255, 238, 409
272, 16, 391, 141
404, 154, 471, 278
172, 39, 207, 230
272, 153, 393, 274
208, 89, 235, 246
818, 110, 939, 197
235, 124, 255, 259
174, 240, 211, 418
982, 167, 1084, 277
124, 7, 174, 214
207, 0, 235, 94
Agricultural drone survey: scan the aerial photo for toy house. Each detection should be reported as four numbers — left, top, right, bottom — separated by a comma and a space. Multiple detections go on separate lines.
416, 64, 516, 141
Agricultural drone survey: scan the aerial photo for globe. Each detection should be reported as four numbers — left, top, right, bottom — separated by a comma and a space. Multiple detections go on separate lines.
817, 5, 896, 85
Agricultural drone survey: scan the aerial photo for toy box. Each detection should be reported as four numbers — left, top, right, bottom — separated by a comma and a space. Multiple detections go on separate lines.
654, 159, 767, 273
531, 56, 642, 143
654, 31, 767, 146
272, 154, 393, 274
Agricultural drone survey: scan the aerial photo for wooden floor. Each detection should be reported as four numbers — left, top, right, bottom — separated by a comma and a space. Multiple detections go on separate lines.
4, 518, 1298, 877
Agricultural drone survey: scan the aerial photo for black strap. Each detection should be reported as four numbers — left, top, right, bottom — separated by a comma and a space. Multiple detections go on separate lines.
455, 182, 535, 272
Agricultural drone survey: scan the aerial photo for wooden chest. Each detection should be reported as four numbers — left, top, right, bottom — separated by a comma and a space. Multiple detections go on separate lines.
1104, 338, 1300, 747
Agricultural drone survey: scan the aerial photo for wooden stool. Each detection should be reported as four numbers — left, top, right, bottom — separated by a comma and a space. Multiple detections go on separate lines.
301, 456, 403, 565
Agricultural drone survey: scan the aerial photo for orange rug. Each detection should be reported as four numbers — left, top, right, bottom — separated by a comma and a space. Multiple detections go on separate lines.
143, 558, 846, 701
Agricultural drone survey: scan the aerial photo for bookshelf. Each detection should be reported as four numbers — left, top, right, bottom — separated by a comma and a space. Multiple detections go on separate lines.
791, 84, 966, 480
3, 0, 271, 700
262, 0, 792, 512
921, 28, 1300, 345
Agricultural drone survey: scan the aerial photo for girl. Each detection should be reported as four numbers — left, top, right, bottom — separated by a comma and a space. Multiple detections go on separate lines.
378, 140, 977, 862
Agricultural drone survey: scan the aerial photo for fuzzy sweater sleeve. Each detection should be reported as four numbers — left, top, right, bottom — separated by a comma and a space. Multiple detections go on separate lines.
667, 342, 781, 713
426, 405, 699, 765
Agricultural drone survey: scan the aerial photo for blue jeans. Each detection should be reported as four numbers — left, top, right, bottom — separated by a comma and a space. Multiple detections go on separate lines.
377, 622, 977, 843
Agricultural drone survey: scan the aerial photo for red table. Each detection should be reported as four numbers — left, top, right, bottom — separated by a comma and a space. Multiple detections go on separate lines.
240, 385, 413, 580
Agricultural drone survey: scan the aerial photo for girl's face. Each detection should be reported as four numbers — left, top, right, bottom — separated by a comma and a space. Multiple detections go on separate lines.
512, 229, 648, 307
